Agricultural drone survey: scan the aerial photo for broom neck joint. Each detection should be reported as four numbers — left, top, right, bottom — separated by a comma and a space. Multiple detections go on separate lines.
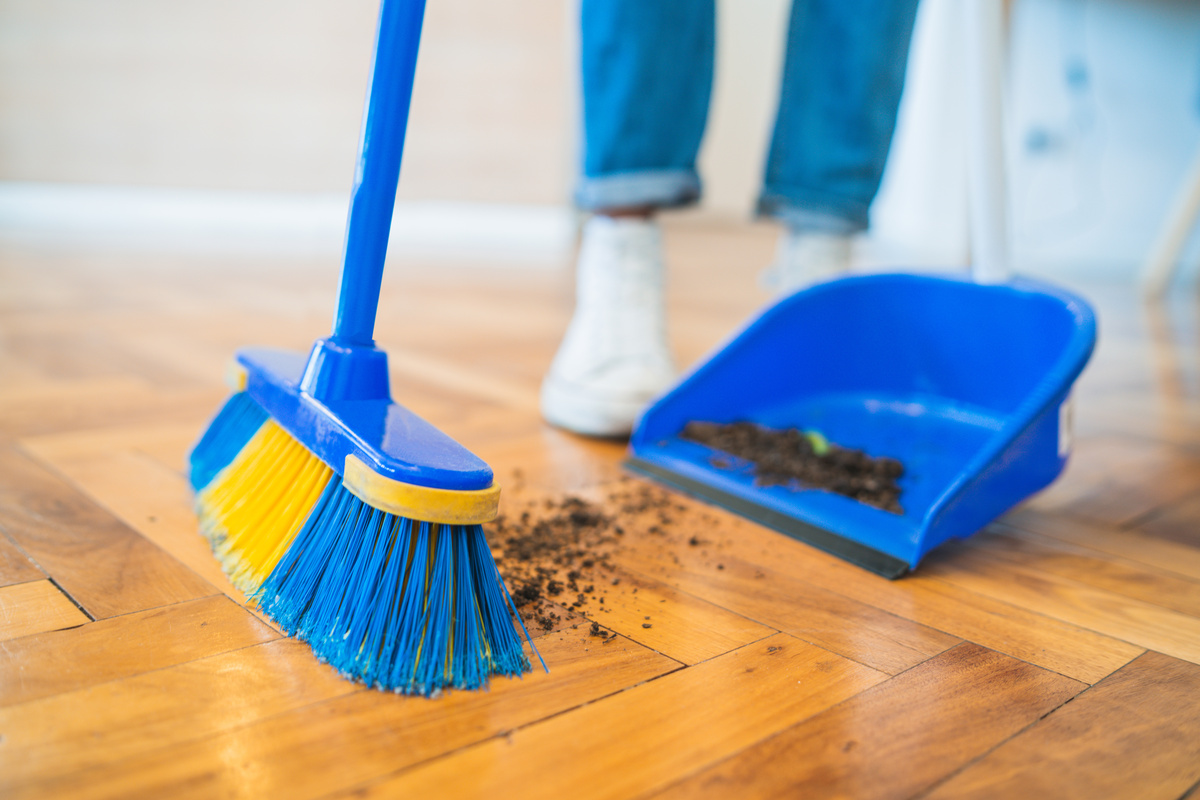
299, 338, 391, 403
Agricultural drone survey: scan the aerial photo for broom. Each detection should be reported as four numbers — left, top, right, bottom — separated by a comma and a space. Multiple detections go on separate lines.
187, 0, 542, 695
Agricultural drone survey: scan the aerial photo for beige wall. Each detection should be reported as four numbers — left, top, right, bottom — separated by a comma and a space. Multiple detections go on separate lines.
0, 0, 573, 204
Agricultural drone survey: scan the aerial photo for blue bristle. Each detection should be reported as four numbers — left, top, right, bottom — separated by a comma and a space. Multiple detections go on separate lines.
187, 391, 269, 490
253, 482, 536, 695
451, 532, 485, 689
412, 524, 453, 691
353, 513, 410, 686
475, 531, 544, 676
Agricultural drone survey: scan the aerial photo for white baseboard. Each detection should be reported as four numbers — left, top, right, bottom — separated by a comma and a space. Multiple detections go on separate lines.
0, 182, 577, 267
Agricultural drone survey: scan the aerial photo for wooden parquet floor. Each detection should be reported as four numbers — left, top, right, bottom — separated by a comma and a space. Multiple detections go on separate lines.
2, 222, 1199, 799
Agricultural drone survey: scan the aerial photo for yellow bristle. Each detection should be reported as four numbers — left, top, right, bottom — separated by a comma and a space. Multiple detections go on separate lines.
196, 420, 334, 593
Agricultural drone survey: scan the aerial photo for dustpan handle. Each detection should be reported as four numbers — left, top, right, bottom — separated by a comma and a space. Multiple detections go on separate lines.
331, 0, 428, 347
964, 1, 1010, 284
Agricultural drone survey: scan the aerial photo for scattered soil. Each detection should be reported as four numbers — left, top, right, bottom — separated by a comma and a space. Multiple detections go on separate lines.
491, 485, 659, 634
681, 420, 905, 514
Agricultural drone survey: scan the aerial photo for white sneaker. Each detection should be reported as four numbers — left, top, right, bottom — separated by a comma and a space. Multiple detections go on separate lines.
760, 230, 853, 294
540, 216, 676, 437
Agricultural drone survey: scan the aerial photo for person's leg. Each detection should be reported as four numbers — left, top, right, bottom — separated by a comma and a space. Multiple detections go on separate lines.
759, 0, 920, 291
543, 0, 715, 437
576, 0, 715, 214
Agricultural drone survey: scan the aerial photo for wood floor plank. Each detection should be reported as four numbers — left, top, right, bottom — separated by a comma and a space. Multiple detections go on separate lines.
1003, 509, 1200, 582
2, 327, 213, 390
506, 480, 958, 675
965, 525, 1200, 618
1022, 434, 1200, 527
0, 377, 223, 438
922, 546, 1200, 665
477, 428, 627, 492
564, 566, 775, 665
904, 574, 1144, 683
0, 638, 355, 791
0, 446, 215, 618
18, 422, 200, 477
620, 546, 961, 675
0, 531, 44, 587
20, 444, 253, 607
434, 404, 550, 448
12, 627, 680, 800
925, 651, 1200, 799
110, 330, 243, 386
0, 594, 277, 707
492, 481, 935, 669
128, 425, 204, 474
337, 634, 887, 800
1130, 491, 1200, 549
0, 377, 151, 412
0, 579, 90, 640
615, 494, 1142, 683
651, 643, 1084, 800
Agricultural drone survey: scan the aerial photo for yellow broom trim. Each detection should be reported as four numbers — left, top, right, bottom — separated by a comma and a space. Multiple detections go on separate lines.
342, 454, 500, 525
226, 361, 248, 392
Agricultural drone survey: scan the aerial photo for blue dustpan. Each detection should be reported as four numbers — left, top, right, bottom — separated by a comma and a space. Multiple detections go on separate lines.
627, 273, 1097, 577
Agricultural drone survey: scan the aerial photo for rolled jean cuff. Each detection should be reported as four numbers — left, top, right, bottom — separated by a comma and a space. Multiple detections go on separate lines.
574, 169, 702, 212
757, 189, 870, 234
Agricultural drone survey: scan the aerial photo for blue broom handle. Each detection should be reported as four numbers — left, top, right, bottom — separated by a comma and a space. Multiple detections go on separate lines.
332, 0, 428, 347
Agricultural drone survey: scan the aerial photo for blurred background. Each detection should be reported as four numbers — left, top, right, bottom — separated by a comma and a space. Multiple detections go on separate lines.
2, 0, 1200, 284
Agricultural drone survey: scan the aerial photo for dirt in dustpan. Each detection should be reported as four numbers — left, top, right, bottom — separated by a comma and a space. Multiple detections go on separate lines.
681, 420, 906, 514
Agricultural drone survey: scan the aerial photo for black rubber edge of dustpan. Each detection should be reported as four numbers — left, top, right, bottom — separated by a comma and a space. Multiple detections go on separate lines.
624, 456, 910, 580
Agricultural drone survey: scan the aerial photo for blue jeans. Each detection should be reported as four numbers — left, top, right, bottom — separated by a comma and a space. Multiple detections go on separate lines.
576, 0, 920, 233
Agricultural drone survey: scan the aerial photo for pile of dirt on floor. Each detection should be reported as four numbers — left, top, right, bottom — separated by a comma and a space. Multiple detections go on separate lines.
681, 420, 905, 514
490, 480, 690, 635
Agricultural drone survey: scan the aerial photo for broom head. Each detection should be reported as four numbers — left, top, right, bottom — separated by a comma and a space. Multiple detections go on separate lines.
189, 342, 537, 695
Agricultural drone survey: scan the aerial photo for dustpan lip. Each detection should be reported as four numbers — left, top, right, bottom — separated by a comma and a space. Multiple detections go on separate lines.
636, 272, 1086, 420
632, 271, 1096, 446
625, 455, 912, 579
